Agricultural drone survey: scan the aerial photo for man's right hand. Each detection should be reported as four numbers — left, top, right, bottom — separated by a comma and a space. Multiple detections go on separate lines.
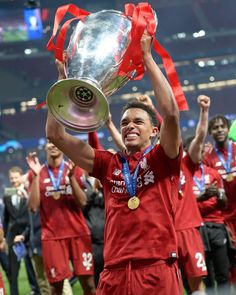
136, 94, 154, 109
197, 95, 210, 111
56, 51, 68, 80
26, 152, 41, 176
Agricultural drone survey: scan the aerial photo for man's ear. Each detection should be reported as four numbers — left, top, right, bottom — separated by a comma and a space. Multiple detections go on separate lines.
150, 126, 159, 139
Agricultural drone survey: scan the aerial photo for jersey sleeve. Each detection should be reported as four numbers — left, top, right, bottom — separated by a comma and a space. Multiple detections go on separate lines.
73, 166, 85, 188
198, 197, 218, 216
183, 153, 198, 176
212, 169, 224, 189
91, 149, 114, 184
88, 132, 104, 150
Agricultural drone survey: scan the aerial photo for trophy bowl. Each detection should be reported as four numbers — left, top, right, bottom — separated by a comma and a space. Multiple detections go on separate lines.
47, 10, 133, 133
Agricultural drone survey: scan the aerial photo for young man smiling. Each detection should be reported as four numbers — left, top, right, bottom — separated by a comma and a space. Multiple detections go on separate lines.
204, 115, 236, 284
46, 33, 182, 294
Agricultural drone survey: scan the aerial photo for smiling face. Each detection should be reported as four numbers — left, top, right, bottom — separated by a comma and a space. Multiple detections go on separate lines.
120, 108, 158, 153
210, 118, 229, 145
9, 171, 22, 188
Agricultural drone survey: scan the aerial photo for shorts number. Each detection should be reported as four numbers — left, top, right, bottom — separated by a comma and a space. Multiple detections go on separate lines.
82, 252, 93, 271
195, 252, 207, 271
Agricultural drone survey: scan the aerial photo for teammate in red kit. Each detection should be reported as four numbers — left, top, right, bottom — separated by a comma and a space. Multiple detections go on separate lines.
204, 115, 236, 283
193, 162, 230, 291
176, 95, 211, 294
26, 142, 96, 295
46, 33, 182, 295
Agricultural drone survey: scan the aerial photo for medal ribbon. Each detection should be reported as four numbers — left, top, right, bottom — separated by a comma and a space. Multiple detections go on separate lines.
46, 160, 65, 191
214, 141, 232, 173
120, 145, 153, 198
193, 163, 205, 193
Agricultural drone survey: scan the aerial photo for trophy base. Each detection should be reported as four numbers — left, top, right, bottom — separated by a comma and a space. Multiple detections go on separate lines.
46, 78, 109, 133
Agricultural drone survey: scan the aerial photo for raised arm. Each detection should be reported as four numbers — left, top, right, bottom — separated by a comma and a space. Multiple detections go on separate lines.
88, 132, 104, 150
46, 59, 95, 173
188, 95, 210, 164
141, 34, 181, 158
26, 152, 41, 211
106, 113, 125, 152
67, 161, 87, 207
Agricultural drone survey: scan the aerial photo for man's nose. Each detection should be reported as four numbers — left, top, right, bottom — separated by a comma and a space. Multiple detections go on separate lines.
127, 121, 135, 129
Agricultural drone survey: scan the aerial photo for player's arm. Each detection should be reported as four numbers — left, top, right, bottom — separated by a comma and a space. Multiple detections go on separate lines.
26, 153, 41, 211
141, 34, 180, 158
67, 162, 87, 207
46, 59, 95, 173
69, 175, 87, 207
106, 113, 125, 152
88, 132, 104, 150
215, 172, 228, 209
188, 95, 210, 164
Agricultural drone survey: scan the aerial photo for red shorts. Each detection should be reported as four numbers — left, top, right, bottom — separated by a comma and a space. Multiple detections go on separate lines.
177, 228, 207, 278
96, 260, 182, 295
0, 271, 6, 295
42, 235, 94, 283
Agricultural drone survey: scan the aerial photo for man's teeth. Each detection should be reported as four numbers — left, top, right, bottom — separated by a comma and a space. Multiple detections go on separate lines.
126, 134, 138, 139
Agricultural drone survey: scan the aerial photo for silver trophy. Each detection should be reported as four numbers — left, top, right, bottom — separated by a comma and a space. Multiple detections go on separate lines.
47, 10, 135, 133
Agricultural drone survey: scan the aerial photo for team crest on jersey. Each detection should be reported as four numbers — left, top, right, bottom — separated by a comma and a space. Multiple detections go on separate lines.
140, 157, 149, 170
44, 178, 50, 183
50, 268, 56, 278
204, 174, 210, 184
180, 171, 186, 185
215, 161, 222, 167
113, 169, 121, 176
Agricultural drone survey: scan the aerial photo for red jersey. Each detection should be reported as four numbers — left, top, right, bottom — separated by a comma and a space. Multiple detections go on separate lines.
193, 164, 225, 224
29, 162, 90, 240
91, 144, 182, 267
175, 153, 203, 231
203, 141, 236, 221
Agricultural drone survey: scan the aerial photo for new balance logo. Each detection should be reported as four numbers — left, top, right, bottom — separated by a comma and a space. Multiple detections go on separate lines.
113, 169, 121, 176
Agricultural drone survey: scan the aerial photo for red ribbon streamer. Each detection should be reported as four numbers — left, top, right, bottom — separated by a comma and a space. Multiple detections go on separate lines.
37, 2, 188, 111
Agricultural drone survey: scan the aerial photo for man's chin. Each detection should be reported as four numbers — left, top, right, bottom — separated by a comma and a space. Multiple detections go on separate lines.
215, 136, 227, 143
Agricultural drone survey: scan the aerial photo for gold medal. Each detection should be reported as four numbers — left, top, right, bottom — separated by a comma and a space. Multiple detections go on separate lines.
226, 173, 234, 182
128, 196, 140, 210
53, 191, 61, 200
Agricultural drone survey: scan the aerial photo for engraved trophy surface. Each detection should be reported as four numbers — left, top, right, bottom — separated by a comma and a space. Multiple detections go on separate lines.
47, 10, 133, 132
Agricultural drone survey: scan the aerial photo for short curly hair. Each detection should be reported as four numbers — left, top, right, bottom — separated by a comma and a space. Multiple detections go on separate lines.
208, 115, 230, 134
121, 100, 159, 127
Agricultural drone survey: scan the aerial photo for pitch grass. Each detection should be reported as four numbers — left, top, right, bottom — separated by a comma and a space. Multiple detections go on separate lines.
1, 261, 83, 294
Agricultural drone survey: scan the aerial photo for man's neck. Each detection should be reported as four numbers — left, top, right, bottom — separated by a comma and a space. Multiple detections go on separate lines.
216, 139, 228, 150
126, 143, 151, 156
